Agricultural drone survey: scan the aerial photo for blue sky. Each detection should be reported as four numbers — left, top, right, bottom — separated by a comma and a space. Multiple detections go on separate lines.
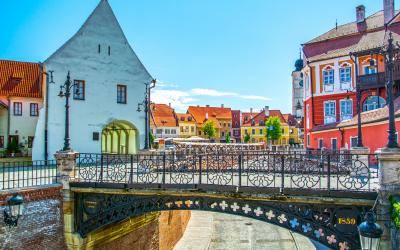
0, 0, 385, 113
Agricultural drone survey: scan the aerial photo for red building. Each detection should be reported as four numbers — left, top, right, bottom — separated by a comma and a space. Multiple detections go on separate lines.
302, 1, 400, 151
231, 110, 241, 142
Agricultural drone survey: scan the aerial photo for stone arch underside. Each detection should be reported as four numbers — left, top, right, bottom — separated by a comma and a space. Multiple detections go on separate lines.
74, 192, 371, 250
101, 120, 139, 154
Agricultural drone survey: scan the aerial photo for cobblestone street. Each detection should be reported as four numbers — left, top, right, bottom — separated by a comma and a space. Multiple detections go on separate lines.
174, 211, 319, 250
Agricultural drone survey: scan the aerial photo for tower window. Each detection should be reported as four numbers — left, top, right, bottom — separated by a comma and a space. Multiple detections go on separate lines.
108, 46, 111, 56
98, 44, 101, 54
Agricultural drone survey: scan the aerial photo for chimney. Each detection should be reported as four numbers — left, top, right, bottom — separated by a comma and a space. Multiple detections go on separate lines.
205, 112, 208, 119
206, 104, 210, 107
168, 102, 171, 107
264, 106, 270, 117
221, 104, 224, 108
250, 108, 253, 118
356, 5, 365, 23
384, 0, 395, 25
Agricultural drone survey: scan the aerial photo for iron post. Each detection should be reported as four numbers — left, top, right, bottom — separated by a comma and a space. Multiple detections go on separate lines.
58, 71, 75, 151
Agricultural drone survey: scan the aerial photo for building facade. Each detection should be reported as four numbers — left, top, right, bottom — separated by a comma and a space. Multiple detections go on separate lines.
33, 0, 152, 160
176, 113, 196, 138
231, 110, 241, 142
0, 60, 44, 156
150, 103, 179, 139
187, 105, 232, 142
302, 1, 400, 151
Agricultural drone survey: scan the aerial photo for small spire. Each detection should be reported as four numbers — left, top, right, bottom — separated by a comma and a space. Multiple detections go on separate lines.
335, 19, 338, 30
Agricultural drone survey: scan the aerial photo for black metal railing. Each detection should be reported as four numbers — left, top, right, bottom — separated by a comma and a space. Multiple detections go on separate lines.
0, 160, 58, 190
74, 151, 379, 193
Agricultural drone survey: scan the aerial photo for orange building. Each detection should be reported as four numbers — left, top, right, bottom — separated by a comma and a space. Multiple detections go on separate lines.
0, 60, 44, 155
187, 105, 232, 142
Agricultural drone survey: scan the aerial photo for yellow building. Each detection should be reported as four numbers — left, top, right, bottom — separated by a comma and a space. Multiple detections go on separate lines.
241, 109, 302, 146
176, 113, 197, 138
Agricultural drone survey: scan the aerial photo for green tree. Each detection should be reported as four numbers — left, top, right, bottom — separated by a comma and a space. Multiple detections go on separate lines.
202, 120, 216, 139
244, 133, 251, 143
6, 138, 20, 155
225, 134, 231, 143
149, 132, 155, 148
265, 116, 282, 143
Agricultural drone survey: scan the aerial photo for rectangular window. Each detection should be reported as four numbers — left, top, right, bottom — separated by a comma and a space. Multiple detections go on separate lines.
324, 101, 336, 124
171, 129, 176, 134
306, 104, 310, 129
340, 99, 353, 121
117, 85, 127, 104
364, 66, 377, 75
307, 134, 310, 146
323, 69, 334, 84
28, 136, 34, 148
73, 80, 85, 100
30, 103, 39, 116
318, 138, 324, 149
252, 129, 255, 135
0, 136, 3, 148
331, 138, 337, 150
222, 132, 225, 137
13, 102, 22, 116
180, 127, 183, 133
259, 129, 263, 135
191, 126, 194, 133
156, 129, 162, 134
165, 129, 170, 134
350, 137, 358, 148
339, 67, 351, 83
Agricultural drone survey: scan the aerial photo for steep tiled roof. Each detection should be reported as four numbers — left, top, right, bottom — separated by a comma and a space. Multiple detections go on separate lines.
150, 103, 178, 127
187, 106, 232, 127
176, 113, 195, 123
242, 109, 287, 127
305, 10, 395, 44
0, 60, 43, 98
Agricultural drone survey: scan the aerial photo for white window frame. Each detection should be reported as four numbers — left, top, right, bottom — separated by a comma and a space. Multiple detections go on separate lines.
323, 67, 334, 92
340, 99, 353, 121
339, 64, 352, 90
324, 101, 336, 124
306, 104, 310, 129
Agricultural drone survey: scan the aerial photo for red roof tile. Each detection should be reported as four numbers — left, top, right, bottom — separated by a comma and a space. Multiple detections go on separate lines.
150, 103, 178, 127
242, 109, 287, 127
187, 106, 232, 127
0, 60, 43, 98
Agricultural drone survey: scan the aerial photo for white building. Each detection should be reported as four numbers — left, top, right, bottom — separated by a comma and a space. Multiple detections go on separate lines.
0, 60, 44, 156
292, 56, 304, 118
150, 103, 179, 139
33, 0, 153, 160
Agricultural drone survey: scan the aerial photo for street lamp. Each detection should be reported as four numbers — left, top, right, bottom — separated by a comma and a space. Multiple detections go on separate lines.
383, 32, 398, 148
58, 71, 79, 151
137, 79, 156, 149
358, 212, 383, 250
3, 194, 24, 227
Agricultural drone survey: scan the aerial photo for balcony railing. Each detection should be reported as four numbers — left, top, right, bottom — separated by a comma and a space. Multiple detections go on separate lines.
358, 72, 386, 90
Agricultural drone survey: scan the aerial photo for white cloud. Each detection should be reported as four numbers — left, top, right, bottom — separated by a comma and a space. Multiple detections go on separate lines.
241, 95, 271, 101
191, 88, 238, 97
151, 89, 195, 111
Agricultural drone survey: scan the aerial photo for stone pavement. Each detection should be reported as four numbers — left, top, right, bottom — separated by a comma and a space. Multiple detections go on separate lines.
174, 211, 317, 250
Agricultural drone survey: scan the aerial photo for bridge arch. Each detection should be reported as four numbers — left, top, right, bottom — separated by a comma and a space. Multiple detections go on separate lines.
74, 191, 371, 250
101, 120, 139, 154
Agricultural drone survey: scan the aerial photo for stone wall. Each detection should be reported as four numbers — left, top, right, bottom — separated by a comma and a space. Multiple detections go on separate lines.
159, 211, 191, 250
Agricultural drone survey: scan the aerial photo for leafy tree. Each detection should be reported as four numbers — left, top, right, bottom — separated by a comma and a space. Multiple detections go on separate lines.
244, 133, 251, 143
149, 132, 155, 147
6, 138, 20, 155
225, 134, 231, 143
202, 120, 216, 139
265, 116, 282, 143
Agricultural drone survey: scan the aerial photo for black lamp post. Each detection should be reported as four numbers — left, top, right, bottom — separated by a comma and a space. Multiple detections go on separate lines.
358, 212, 383, 250
137, 79, 156, 149
58, 71, 78, 151
384, 32, 398, 148
3, 194, 24, 227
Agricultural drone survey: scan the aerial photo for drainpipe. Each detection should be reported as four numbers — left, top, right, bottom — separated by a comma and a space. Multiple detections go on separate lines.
41, 64, 53, 161
308, 63, 315, 126
7, 97, 10, 147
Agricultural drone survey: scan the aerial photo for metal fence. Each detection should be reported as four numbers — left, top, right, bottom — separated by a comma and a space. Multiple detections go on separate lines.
74, 151, 379, 193
0, 160, 58, 190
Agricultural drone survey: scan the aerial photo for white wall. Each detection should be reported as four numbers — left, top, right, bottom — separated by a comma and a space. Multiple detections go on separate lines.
32, 1, 152, 160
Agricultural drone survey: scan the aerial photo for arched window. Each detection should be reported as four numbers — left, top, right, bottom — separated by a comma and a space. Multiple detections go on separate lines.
363, 96, 386, 111
363, 59, 377, 75
323, 65, 334, 92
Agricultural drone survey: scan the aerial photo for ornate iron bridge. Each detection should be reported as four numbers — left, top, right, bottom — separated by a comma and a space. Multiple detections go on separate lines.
70, 150, 379, 250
